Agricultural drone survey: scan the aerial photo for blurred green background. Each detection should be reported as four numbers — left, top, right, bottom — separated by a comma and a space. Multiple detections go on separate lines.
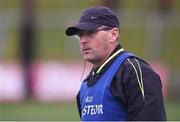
0, 0, 180, 121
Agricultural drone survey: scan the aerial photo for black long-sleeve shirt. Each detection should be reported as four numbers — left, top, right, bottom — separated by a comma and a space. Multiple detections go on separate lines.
76, 44, 167, 121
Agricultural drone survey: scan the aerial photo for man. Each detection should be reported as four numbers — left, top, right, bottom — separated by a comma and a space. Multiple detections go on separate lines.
65, 6, 166, 121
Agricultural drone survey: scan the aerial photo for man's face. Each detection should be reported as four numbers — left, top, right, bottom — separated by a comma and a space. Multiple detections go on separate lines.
77, 27, 113, 64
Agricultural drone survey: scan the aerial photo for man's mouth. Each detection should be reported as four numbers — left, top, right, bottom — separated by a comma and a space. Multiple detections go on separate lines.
82, 48, 91, 53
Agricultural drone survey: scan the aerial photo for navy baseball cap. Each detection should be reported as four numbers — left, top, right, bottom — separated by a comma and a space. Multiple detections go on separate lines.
65, 6, 119, 36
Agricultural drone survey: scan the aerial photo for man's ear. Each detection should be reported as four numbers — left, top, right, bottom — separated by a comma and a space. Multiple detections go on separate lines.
110, 28, 119, 43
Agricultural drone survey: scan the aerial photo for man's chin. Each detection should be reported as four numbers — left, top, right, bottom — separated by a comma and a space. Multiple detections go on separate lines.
84, 56, 95, 63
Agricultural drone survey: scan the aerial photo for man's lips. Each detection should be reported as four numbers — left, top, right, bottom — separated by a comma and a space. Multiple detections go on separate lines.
82, 48, 91, 53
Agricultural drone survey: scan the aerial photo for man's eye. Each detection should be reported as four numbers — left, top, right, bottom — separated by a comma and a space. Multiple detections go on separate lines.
77, 32, 83, 37
87, 31, 95, 35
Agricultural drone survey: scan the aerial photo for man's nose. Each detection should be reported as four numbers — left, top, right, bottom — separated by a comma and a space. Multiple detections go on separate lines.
80, 36, 89, 44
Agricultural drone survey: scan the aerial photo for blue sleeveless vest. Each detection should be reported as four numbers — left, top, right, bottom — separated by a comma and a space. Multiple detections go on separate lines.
80, 52, 134, 121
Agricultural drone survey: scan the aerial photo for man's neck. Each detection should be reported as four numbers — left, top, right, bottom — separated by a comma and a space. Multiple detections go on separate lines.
93, 43, 119, 69
93, 44, 123, 72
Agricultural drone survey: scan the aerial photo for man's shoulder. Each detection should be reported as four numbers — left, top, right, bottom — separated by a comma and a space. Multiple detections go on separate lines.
121, 55, 152, 72
116, 54, 159, 81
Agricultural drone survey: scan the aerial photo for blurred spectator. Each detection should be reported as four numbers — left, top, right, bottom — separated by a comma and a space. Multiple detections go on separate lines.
19, 0, 37, 99
158, 0, 174, 15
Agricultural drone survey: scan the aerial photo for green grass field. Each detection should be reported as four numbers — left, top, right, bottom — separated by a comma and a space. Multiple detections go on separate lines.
0, 101, 79, 121
0, 100, 180, 121
165, 101, 180, 121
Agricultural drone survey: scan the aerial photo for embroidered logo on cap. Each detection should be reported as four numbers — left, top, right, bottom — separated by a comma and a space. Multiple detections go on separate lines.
91, 16, 97, 19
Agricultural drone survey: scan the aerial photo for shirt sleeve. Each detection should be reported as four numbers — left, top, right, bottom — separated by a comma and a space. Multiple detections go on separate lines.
111, 57, 167, 121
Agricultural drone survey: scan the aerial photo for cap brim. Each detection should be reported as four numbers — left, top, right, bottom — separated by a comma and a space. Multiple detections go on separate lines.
66, 22, 102, 36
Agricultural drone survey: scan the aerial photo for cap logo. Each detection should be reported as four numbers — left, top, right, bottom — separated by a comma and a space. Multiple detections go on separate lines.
91, 16, 97, 19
